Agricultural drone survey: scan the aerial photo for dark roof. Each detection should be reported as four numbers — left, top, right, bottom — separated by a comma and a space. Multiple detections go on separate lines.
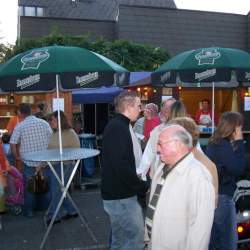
18, 0, 176, 20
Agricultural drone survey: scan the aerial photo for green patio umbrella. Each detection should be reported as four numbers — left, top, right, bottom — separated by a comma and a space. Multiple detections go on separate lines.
0, 45, 129, 182
151, 47, 250, 131
0, 45, 129, 92
152, 47, 250, 87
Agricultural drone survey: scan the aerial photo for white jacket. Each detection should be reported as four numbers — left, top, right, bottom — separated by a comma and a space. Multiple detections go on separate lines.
150, 153, 215, 250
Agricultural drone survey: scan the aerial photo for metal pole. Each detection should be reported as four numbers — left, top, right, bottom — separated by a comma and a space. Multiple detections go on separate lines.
56, 75, 64, 186
212, 82, 215, 133
95, 103, 97, 135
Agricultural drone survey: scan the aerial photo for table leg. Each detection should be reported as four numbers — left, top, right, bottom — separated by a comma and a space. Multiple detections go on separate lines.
40, 160, 97, 249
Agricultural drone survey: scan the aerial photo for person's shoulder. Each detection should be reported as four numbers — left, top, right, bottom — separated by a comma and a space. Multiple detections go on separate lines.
107, 115, 128, 129
67, 128, 78, 136
188, 156, 213, 182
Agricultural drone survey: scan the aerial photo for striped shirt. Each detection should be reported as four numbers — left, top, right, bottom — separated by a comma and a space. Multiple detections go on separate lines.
145, 166, 170, 239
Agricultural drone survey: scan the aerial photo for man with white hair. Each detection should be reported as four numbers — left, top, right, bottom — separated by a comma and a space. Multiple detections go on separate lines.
146, 125, 215, 250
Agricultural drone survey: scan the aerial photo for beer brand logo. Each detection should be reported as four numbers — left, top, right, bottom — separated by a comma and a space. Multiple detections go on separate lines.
76, 72, 99, 87
21, 49, 49, 70
195, 69, 216, 81
195, 48, 221, 65
160, 71, 171, 83
16, 74, 40, 89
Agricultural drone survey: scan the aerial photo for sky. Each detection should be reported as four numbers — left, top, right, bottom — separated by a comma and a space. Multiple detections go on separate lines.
0, 1, 250, 45
0, 0, 18, 45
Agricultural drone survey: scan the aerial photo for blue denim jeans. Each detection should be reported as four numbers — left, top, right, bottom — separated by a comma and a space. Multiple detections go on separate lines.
103, 196, 145, 250
209, 194, 237, 250
23, 165, 36, 215
48, 163, 76, 220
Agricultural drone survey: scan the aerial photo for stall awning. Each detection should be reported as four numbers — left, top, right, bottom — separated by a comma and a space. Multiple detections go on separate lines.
72, 86, 122, 104
129, 72, 151, 87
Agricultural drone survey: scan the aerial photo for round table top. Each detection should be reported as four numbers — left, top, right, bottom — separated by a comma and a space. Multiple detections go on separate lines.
22, 148, 100, 162
78, 133, 96, 139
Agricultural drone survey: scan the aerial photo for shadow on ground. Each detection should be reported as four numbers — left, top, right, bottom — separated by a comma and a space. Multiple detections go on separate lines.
0, 189, 110, 250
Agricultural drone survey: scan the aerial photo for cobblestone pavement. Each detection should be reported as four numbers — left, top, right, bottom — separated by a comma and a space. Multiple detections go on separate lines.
0, 188, 110, 250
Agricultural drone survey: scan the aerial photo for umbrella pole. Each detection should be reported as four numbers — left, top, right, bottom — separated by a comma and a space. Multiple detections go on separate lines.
56, 74, 64, 186
212, 82, 215, 133
95, 104, 97, 135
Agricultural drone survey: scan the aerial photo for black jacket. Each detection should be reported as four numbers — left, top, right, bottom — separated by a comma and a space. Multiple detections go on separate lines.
101, 113, 148, 200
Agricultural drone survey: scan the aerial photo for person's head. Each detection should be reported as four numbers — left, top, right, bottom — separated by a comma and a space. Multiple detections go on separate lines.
168, 117, 200, 147
201, 99, 210, 112
114, 90, 141, 122
160, 97, 176, 122
210, 111, 243, 144
36, 102, 46, 113
168, 100, 187, 121
74, 119, 83, 133
144, 103, 158, 120
19, 103, 31, 118
2, 133, 10, 144
48, 110, 71, 131
157, 125, 192, 166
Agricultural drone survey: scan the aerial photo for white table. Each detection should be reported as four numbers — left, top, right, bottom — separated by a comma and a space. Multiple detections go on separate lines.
23, 147, 99, 249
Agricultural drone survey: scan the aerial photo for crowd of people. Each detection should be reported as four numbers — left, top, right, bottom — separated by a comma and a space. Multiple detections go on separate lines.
101, 90, 246, 250
0, 102, 83, 226
0, 91, 246, 250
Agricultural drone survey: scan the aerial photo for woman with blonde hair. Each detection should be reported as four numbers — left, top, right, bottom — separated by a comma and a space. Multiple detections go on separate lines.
168, 100, 187, 121
206, 111, 245, 250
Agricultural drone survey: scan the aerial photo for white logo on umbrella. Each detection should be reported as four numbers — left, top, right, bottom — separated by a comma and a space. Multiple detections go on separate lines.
76, 72, 99, 87
21, 49, 50, 70
195, 48, 221, 65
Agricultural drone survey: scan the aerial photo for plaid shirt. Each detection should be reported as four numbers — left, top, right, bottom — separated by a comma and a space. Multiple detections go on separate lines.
10, 115, 52, 167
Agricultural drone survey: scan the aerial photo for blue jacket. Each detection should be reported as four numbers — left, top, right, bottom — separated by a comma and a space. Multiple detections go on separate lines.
206, 138, 245, 197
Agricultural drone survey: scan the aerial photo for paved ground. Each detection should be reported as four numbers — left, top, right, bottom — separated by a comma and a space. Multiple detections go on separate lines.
0, 187, 110, 250
2, 175, 250, 250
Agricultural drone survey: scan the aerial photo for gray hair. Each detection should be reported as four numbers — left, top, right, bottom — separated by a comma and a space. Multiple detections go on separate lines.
160, 124, 193, 149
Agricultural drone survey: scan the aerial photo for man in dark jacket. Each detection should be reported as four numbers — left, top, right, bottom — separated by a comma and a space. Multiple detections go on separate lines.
101, 90, 148, 250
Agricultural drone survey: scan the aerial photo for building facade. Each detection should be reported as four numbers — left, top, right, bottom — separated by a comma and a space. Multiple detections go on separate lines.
18, 0, 250, 56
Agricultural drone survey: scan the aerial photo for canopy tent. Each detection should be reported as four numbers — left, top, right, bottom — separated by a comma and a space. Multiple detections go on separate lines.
129, 71, 151, 86
72, 86, 122, 104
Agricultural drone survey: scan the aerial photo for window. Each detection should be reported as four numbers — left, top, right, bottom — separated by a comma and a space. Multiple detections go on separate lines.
25, 6, 36, 16
19, 6, 45, 17
37, 7, 44, 17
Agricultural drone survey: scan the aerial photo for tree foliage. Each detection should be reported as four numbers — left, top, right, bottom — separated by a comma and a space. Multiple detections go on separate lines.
0, 32, 170, 71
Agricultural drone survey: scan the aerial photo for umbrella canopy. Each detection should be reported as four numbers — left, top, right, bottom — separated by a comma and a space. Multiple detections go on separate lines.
151, 47, 250, 87
72, 86, 122, 104
0, 45, 129, 92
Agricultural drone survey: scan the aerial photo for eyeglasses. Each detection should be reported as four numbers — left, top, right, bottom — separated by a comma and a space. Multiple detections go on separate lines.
157, 139, 177, 148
